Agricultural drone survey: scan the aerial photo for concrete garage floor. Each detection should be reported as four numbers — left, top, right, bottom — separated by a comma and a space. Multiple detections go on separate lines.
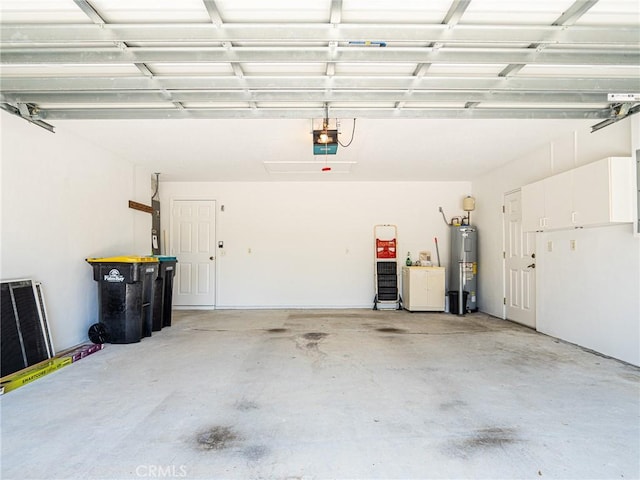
1, 310, 639, 480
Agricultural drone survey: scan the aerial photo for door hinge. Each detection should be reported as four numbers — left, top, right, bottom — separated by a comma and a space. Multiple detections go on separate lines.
503, 297, 506, 305
502, 251, 505, 259
502, 205, 505, 213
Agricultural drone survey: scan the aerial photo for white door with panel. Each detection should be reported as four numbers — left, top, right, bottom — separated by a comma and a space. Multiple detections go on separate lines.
171, 200, 216, 306
504, 190, 536, 328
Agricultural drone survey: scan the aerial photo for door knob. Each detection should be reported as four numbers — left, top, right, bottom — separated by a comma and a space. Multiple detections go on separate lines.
531, 253, 536, 259
527, 263, 535, 269
210, 256, 215, 261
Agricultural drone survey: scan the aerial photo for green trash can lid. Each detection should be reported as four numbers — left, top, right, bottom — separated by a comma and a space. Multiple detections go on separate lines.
149, 255, 178, 262
86, 256, 159, 264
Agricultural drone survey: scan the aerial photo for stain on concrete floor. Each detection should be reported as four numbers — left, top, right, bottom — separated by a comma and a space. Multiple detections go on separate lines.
439, 399, 467, 411
265, 328, 288, 333
376, 327, 407, 334
195, 426, 242, 451
234, 399, 259, 411
288, 312, 369, 320
302, 332, 328, 341
465, 427, 518, 448
446, 427, 520, 458
243, 444, 270, 461
190, 328, 230, 332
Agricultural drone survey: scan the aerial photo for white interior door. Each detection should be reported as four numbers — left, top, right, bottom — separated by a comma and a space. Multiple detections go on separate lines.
504, 190, 536, 328
171, 200, 216, 307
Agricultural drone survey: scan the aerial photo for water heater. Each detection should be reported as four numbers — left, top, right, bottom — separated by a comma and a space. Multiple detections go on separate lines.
449, 225, 478, 312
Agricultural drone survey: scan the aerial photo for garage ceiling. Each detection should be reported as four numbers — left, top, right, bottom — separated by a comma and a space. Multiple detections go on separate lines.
0, 0, 638, 181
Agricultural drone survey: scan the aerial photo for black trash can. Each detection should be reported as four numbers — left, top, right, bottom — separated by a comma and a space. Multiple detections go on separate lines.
86, 256, 159, 344
150, 255, 178, 331
448, 290, 469, 315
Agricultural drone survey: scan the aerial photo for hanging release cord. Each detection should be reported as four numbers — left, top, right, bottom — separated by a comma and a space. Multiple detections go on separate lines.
152, 172, 160, 200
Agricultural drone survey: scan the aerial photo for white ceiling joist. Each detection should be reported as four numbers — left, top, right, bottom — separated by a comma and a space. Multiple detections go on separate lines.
442, 0, 472, 27
329, 0, 342, 25
202, 0, 223, 26
70, 0, 104, 25
3, 47, 636, 66
0, 90, 610, 105
552, 0, 600, 27
32, 107, 611, 121
1, 76, 635, 93
2, 23, 637, 46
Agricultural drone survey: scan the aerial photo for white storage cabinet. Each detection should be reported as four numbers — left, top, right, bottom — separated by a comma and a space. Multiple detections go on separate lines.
522, 156, 634, 231
402, 266, 445, 312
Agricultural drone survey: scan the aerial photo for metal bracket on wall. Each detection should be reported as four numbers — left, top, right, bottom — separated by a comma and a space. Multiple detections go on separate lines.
0, 102, 56, 133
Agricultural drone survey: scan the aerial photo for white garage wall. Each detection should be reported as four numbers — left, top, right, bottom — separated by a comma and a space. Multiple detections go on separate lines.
473, 116, 639, 366
0, 113, 152, 351
159, 181, 471, 308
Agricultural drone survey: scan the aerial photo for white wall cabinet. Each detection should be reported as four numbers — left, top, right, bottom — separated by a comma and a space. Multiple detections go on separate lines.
572, 157, 635, 226
522, 170, 573, 231
402, 266, 445, 312
522, 157, 634, 231
521, 179, 546, 232
543, 170, 574, 229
